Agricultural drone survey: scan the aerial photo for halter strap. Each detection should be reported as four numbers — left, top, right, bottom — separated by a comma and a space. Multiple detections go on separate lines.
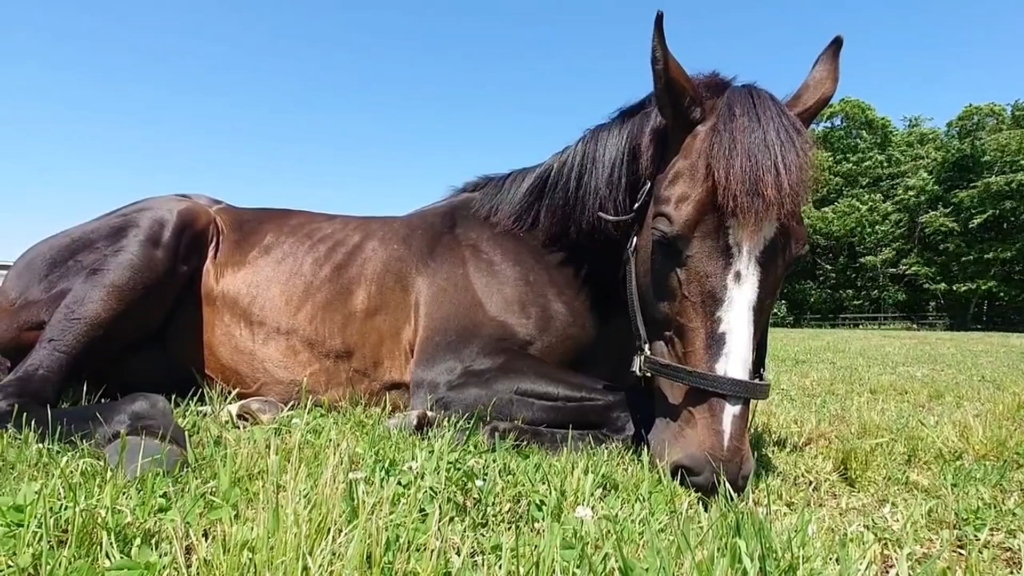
600, 180, 772, 400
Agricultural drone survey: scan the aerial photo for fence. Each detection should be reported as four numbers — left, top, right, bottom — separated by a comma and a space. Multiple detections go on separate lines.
0, 261, 10, 285
781, 313, 951, 331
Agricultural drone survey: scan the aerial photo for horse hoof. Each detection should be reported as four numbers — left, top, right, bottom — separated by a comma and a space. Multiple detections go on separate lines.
452, 428, 475, 446
482, 421, 527, 447
103, 435, 187, 478
387, 410, 439, 433
221, 397, 288, 427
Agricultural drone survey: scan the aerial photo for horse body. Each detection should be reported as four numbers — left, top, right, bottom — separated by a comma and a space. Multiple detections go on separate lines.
195, 192, 618, 406
0, 12, 844, 497
0, 189, 638, 451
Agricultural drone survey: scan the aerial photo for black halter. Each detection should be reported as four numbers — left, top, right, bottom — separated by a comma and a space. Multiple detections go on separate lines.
599, 181, 771, 401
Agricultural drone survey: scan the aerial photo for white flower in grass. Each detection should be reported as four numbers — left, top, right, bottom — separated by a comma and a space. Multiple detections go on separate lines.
474, 479, 485, 488
403, 460, 420, 472
573, 505, 594, 521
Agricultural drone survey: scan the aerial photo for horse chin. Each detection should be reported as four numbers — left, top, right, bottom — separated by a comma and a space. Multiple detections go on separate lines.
645, 410, 755, 498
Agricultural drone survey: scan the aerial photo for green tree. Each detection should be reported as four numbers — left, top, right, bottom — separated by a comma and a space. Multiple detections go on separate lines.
777, 97, 1023, 331
926, 101, 1024, 328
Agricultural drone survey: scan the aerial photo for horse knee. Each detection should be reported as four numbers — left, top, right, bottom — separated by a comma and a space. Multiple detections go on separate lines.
120, 393, 188, 448
0, 377, 32, 414
123, 392, 174, 420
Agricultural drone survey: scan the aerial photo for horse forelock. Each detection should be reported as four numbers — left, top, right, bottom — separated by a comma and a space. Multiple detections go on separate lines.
706, 83, 814, 230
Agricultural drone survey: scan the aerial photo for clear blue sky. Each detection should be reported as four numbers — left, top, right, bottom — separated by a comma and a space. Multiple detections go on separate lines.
1, 0, 1020, 261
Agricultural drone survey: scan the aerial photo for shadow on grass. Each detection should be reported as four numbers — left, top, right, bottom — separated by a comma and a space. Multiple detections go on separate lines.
749, 424, 802, 484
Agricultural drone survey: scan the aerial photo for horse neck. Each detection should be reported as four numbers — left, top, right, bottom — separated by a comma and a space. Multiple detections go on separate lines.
453, 96, 669, 312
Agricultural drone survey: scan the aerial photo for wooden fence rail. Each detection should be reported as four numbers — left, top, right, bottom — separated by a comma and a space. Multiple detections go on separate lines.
781, 313, 951, 330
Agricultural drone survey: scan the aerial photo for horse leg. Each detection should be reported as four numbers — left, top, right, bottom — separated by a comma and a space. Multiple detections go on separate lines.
96, 339, 290, 429
403, 345, 635, 451
0, 297, 53, 383
0, 203, 212, 476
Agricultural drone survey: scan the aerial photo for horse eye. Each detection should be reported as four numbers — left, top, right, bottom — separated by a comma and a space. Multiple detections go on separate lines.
654, 233, 687, 265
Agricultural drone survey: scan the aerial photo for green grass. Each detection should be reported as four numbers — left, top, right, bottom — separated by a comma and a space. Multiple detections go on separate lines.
2, 329, 1023, 575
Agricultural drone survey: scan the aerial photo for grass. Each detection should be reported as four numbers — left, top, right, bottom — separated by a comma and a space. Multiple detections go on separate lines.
2, 329, 1023, 575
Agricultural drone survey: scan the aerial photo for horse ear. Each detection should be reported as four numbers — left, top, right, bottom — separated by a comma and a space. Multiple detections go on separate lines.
650, 11, 704, 132
785, 35, 844, 127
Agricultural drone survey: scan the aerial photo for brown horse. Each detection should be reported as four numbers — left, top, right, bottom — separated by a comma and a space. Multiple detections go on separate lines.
0, 12, 842, 497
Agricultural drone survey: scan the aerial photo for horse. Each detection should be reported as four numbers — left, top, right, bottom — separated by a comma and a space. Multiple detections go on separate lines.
0, 12, 842, 497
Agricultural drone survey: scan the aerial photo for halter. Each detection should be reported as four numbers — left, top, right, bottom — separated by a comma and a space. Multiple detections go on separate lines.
598, 180, 771, 400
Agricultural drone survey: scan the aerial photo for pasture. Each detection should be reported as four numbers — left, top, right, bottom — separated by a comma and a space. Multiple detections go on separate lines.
1, 328, 1022, 574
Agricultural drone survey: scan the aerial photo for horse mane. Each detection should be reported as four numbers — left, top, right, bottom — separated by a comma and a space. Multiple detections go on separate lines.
447, 94, 664, 249
449, 71, 811, 247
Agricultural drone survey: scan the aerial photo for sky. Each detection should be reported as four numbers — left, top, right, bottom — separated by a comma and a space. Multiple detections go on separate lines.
1, 0, 1020, 261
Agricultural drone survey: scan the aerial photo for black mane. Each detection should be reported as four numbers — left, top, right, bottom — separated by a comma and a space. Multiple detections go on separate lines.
449, 72, 736, 251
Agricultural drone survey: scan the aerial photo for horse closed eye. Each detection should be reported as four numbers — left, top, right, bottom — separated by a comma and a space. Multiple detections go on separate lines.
653, 234, 687, 269
650, 235, 688, 301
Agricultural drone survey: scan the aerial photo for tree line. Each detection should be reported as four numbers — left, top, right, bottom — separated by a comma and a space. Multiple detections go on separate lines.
774, 97, 1023, 331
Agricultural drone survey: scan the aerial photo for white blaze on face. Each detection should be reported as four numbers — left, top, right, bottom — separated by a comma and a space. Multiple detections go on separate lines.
714, 220, 777, 450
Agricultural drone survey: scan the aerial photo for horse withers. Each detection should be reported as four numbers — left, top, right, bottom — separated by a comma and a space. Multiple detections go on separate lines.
0, 12, 841, 497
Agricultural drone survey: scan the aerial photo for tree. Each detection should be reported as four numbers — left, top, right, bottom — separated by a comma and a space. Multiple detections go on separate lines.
926, 101, 1024, 328
777, 97, 1023, 331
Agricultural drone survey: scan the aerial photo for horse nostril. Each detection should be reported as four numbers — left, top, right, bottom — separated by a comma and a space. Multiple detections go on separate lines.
727, 452, 756, 496
669, 454, 717, 496
732, 468, 752, 495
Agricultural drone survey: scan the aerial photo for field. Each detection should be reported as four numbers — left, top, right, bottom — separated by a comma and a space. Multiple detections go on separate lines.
1, 329, 1023, 575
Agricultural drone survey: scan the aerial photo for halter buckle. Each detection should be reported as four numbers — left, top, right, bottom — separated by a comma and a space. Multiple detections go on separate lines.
630, 345, 651, 377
